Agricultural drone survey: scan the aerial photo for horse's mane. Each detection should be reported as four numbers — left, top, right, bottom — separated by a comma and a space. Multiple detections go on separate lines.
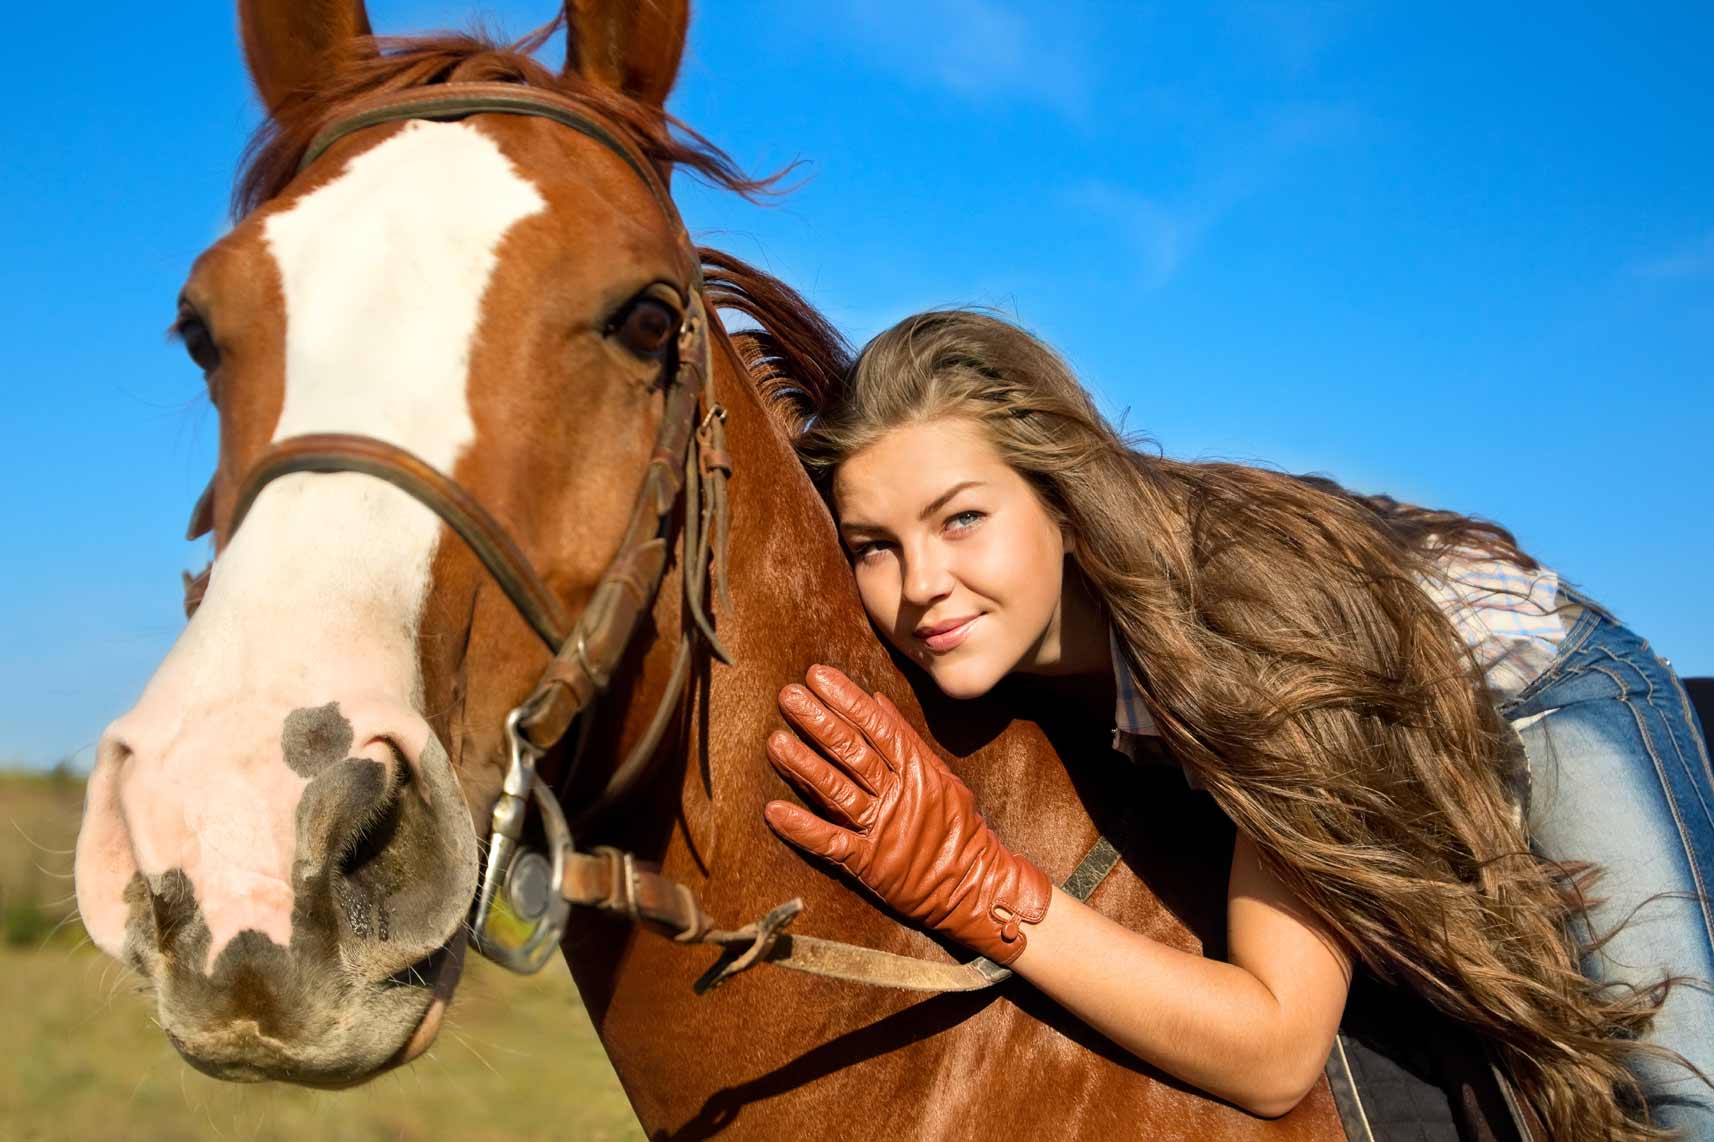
700, 249, 852, 435
235, 22, 851, 437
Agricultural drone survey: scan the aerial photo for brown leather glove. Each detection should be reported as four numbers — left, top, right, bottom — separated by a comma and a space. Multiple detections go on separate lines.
763, 664, 1052, 965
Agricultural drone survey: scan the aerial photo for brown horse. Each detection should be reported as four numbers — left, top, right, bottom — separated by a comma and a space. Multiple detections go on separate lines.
74, 2, 1517, 1138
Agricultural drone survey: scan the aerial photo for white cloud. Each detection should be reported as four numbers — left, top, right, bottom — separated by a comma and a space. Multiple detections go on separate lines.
1225, 2, 1355, 78
828, 0, 1094, 119
1066, 181, 1213, 290
1264, 99, 1364, 150
1628, 229, 1714, 281
1068, 100, 1362, 288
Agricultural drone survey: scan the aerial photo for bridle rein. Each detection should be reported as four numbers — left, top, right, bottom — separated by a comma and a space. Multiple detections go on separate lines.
190, 82, 1120, 994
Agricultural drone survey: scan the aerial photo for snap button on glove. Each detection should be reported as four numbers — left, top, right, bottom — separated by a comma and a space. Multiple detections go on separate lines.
762, 664, 1052, 965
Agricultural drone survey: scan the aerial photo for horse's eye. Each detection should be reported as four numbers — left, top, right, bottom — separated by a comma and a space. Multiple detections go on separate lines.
613, 298, 678, 360
177, 312, 221, 374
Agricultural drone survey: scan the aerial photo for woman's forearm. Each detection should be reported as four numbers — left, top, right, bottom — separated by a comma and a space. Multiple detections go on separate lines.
1011, 886, 1339, 1117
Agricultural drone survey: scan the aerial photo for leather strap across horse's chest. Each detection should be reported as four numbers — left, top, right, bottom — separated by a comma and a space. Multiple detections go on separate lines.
566, 835, 1126, 993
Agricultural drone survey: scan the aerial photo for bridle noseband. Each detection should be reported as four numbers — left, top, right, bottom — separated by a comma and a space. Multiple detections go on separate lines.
207, 83, 734, 973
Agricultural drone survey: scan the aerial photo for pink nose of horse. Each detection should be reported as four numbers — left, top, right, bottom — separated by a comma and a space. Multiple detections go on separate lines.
75, 698, 479, 1081
85, 700, 422, 960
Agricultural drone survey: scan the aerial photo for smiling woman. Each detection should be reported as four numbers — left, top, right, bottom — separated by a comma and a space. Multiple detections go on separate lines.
764, 307, 1714, 1139
835, 419, 1104, 698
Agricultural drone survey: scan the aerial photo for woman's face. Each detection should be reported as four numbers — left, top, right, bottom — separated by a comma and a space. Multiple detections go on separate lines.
833, 417, 1072, 699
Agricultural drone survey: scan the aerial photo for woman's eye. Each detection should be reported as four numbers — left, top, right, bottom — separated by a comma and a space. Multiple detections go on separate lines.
851, 540, 889, 563
613, 297, 678, 359
946, 510, 985, 533
177, 312, 221, 374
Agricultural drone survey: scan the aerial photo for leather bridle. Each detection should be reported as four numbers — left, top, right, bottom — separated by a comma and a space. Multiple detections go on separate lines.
188, 81, 1123, 992
198, 83, 734, 973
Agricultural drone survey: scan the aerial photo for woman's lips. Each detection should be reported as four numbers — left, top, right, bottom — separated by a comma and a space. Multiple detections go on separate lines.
919, 615, 980, 653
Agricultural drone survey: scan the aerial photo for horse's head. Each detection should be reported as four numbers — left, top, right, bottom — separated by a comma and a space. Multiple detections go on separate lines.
74, 0, 709, 1084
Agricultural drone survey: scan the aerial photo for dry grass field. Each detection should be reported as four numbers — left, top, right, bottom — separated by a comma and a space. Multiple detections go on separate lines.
1, 771, 645, 1142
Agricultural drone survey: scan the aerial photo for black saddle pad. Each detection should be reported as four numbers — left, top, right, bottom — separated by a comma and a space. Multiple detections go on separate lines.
1686, 677, 1713, 745
1329, 971, 1525, 1142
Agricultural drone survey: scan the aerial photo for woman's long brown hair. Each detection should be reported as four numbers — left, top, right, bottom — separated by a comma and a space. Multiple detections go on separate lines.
782, 309, 1691, 1140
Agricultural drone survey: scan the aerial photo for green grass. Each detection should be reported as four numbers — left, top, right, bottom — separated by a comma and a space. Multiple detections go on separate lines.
2, 771, 645, 1142
1, 770, 87, 948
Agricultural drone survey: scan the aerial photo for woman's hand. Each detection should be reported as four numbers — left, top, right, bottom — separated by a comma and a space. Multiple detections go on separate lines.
762, 664, 1052, 965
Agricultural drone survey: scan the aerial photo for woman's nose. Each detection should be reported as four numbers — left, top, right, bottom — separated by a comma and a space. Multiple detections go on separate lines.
900, 544, 955, 607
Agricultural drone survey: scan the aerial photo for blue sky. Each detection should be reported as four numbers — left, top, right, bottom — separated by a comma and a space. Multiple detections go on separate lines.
2, 3, 1710, 767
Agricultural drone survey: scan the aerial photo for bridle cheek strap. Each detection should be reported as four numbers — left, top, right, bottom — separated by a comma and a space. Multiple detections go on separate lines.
511, 302, 727, 756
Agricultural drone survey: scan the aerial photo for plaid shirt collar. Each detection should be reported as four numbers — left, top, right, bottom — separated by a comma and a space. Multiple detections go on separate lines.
1110, 626, 1158, 737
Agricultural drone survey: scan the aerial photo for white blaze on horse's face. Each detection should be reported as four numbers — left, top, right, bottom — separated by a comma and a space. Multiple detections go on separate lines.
74, 120, 540, 1076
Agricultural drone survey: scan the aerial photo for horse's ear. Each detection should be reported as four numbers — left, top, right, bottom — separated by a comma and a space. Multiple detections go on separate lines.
238, 0, 375, 116
562, 0, 689, 109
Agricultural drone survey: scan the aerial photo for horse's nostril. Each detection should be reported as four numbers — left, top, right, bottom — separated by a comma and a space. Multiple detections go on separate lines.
337, 785, 404, 880
315, 752, 420, 948
296, 751, 399, 885
147, 869, 202, 958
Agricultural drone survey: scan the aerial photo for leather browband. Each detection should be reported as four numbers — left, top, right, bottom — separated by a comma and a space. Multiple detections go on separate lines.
297, 83, 692, 283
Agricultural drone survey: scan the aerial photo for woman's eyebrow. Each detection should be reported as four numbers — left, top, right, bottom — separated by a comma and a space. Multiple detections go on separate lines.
918, 480, 985, 519
840, 480, 987, 536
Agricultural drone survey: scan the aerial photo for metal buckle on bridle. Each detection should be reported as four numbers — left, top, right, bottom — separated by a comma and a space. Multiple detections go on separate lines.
678, 310, 701, 354
469, 707, 575, 973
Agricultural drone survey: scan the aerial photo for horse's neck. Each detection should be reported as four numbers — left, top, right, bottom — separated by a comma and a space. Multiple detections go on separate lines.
679, 344, 905, 832
713, 361, 873, 659
572, 338, 1308, 1142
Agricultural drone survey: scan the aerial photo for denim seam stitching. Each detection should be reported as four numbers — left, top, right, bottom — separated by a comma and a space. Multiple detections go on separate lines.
1504, 607, 1604, 711
1667, 666, 1714, 804
1590, 659, 1714, 952
1596, 645, 1714, 831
